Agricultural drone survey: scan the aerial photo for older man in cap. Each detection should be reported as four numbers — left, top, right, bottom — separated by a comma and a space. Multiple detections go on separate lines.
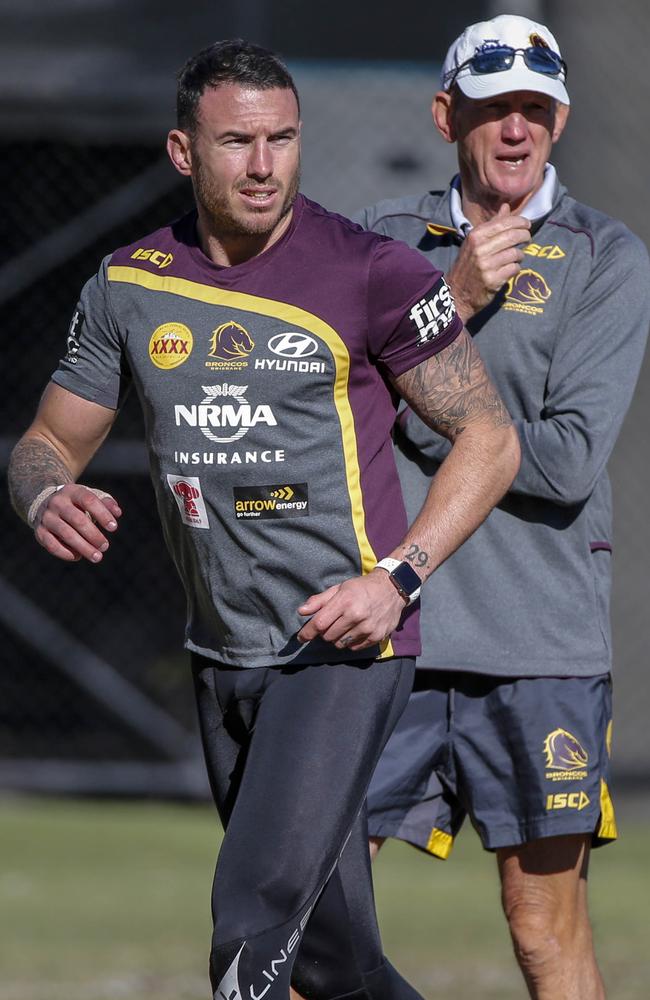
354, 13, 650, 999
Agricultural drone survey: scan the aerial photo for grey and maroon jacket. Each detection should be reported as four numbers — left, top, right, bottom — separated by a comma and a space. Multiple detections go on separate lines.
355, 177, 650, 677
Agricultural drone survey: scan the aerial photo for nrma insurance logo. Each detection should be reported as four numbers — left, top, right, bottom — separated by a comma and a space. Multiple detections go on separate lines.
543, 728, 589, 782
174, 384, 276, 444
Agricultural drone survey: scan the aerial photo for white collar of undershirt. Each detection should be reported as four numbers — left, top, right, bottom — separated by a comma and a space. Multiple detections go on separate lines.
449, 163, 558, 236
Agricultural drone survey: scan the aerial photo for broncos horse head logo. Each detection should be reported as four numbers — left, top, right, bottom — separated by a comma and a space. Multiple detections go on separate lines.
543, 728, 589, 771
208, 321, 255, 361
506, 269, 552, 305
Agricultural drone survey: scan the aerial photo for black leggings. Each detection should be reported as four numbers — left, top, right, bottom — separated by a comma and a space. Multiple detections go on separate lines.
192, 655, 422, 1000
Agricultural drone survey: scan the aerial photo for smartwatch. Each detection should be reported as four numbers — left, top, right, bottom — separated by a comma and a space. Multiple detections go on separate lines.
375, 557, 422, 606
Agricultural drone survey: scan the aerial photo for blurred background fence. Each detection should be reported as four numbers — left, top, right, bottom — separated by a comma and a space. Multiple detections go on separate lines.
1, 0, 649, 796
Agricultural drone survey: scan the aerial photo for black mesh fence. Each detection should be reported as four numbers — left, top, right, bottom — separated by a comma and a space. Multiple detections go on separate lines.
0, 141, 207, 795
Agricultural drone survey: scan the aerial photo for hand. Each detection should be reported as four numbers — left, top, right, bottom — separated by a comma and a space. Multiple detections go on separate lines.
447, 203, 531, 321
35, 484, 122, 564
297, 569, 408, 652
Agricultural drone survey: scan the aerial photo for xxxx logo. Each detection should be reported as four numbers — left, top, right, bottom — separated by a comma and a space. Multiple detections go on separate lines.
149, 323, 193, 370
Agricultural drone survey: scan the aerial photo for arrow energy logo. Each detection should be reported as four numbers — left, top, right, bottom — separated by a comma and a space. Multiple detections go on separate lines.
233, 483, 309, 520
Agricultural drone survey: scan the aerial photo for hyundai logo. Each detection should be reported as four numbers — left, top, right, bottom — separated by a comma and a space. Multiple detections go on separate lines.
268, 332, 318, 358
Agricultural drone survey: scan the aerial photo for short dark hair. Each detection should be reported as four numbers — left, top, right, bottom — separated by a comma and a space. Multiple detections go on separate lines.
176, 39, 300, 134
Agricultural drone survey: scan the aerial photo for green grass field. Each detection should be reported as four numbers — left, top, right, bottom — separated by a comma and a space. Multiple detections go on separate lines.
1, 796, 649, 1000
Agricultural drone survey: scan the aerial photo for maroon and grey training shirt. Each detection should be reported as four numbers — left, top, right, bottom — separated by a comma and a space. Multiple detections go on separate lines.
52, 194, 461, 667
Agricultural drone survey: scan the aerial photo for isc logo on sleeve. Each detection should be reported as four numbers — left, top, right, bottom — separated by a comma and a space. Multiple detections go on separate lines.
408, 278, 456, 345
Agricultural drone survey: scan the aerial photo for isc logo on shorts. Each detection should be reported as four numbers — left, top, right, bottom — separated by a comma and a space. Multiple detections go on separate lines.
408, 278, 456, 345
546, 791, 590, 811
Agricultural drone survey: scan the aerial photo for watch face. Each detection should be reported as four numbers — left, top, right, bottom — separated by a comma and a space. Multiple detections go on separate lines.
392, 561, 422, 597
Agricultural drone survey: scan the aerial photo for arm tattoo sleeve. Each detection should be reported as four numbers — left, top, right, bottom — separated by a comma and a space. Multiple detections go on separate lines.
393, 328, 512, 441
8, 437, 74, 524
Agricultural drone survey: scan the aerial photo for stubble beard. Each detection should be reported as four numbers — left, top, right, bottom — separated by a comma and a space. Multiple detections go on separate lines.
193, 156, 301, 243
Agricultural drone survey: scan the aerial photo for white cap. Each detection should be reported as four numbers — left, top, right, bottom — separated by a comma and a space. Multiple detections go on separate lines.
441, 14, 569, 105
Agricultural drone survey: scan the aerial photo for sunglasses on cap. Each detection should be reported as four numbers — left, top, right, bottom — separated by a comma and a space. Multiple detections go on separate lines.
445, 45, 567, 91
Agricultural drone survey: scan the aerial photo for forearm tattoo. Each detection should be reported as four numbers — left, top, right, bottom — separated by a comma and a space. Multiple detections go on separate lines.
404, 543, 430, 571
8, 437, 73, 523
394, 328, 512, 441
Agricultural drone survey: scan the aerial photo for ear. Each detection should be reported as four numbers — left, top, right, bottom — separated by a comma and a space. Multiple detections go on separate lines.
432, 90, 455, 143
167, 129, 193, 177
551, 102, 570, 144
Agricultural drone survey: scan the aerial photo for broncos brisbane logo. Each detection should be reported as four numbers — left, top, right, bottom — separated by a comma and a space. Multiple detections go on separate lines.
208, 321, 255, 361
506, 269, 552, 305
543, 728, 589, 772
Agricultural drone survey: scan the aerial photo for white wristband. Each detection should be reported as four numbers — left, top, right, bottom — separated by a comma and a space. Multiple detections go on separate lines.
27, 484, 66, 530
375, 557, 401, 573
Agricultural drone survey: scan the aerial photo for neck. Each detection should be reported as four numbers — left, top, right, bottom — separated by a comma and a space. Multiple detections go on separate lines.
458, 173, 542, 227
195, 206, 294, 267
